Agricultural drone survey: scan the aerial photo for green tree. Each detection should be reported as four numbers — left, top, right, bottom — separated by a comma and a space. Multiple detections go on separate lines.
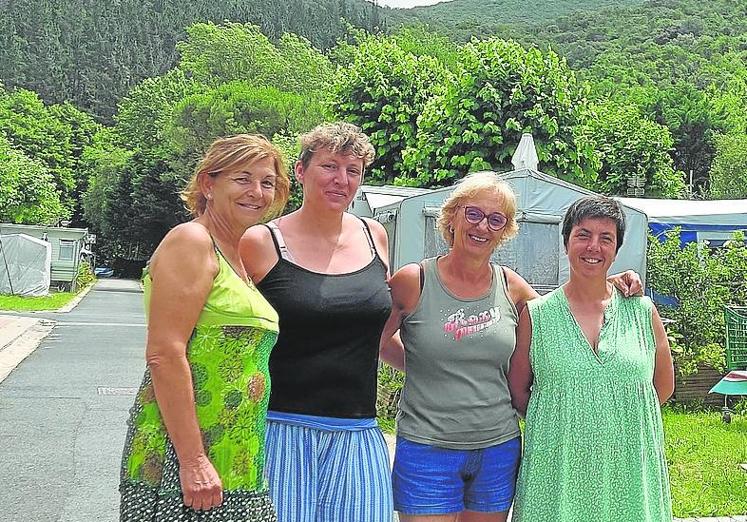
709, 133, 747, 199
81, 129, 133, 236
48, 101, 101, 224
0, 135, 68, 225
330, 34, 451, 182
648, 229, 747, 374
164, 81, 318, 187
574, 102, 685, 197
176, 22, 333, 98
401, 39, 596, 187
0, 87, 76, 210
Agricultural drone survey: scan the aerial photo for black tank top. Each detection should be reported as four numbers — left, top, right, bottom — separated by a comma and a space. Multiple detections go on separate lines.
257, 218, 391, 418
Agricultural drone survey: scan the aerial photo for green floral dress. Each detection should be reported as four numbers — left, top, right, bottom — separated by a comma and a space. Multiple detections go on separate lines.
119, 251, 279, 521
513, 288, 672, 522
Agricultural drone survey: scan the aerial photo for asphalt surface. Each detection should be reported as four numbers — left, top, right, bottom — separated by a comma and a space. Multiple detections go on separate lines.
0, 279, 146, 522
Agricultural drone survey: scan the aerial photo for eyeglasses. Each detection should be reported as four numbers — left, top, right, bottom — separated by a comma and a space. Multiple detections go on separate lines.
463, 206, 508, 231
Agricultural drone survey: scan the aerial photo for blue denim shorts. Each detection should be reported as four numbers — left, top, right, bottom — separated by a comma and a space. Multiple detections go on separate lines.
392, 435, 521, 515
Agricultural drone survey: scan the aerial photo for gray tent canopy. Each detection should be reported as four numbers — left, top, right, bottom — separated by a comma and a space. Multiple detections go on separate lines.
0, 233, 52, 296
351, 169, 649, 293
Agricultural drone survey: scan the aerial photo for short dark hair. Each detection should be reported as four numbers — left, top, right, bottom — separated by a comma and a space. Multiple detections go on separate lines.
562, 196, 626, 252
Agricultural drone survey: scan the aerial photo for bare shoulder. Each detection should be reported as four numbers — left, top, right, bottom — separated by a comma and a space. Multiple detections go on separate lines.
240, 222, 279, 282
390, 262, 422, 313
501, 266, 539, 312
503, 267, 537, 294
241, 222, 274, 248
391, 263, 421, 289
361, 217, 387, 240
151, 222, 216, 276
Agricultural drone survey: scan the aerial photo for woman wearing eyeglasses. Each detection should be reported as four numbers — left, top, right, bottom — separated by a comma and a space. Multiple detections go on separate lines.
380, 172, 641, 522
379, 172, 533, 522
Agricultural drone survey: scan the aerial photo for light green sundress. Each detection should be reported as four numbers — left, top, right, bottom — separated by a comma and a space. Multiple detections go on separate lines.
119, 249, 279, 521
513, 287, 672, 522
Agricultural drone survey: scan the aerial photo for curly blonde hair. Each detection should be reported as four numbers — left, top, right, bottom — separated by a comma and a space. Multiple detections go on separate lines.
181, 134, 290, 218
297, 122, 375, 169
437, 171, 519, 247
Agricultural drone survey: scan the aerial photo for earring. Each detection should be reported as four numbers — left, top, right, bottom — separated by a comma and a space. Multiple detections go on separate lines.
206, 193, 213, 200
449, 225, 454, 234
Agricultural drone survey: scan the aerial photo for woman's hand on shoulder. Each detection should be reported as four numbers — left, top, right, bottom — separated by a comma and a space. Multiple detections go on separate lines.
608, 270, 643, 297
503, 266, 539, 316
239, 222, 279, 283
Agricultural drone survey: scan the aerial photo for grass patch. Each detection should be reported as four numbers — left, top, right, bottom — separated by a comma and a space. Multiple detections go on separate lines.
0, 291, 77, 311
377, 401, 747, 517
664, 405, 747, 518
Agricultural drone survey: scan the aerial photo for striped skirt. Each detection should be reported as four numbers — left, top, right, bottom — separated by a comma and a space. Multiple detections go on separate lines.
264, 420, 393, 522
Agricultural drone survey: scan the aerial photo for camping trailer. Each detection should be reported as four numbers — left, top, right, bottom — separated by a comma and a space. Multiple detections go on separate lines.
0, 223, 90, 290
351, 169, 649, 294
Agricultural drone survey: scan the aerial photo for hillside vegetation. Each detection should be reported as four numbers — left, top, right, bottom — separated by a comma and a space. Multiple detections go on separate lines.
388, 0, 647, 40
0, 0, 381, 120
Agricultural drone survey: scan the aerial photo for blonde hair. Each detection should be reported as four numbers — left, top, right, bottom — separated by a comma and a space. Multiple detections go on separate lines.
437, 171, 519, 247
298, 122, 375, 169
181, 134, 290, 218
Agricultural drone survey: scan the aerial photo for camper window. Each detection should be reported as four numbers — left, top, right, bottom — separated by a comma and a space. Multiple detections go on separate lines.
59, 239, 75, 261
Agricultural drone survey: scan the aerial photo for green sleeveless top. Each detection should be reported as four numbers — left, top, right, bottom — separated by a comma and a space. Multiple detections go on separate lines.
513, 287, 672, 522
122, 249, 279, 494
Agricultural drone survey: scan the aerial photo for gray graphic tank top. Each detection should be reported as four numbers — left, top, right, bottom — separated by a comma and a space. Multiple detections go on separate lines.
397, 257, 520, 449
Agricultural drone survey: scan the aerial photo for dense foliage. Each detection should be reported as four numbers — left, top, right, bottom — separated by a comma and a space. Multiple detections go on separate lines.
647, 230, 747, 375
80, 22, 328, 264
506, 0, 747, 195
2, 0, 745, 267
0, 135, 68, 225
386, 0, 646, 39
331, 30, 453, 183
708, 133, 747, 200
0, 84, 98, 224
0, 0, 381, 121
331, 32, 684, 197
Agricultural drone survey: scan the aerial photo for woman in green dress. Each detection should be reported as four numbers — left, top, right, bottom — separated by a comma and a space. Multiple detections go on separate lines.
508, 195, 675, 522
119, 134, 290, 521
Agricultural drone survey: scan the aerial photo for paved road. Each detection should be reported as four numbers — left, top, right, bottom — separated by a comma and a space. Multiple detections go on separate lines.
0, 279, 146, 522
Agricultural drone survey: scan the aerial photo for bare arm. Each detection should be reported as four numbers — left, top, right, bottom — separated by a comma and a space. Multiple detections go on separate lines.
651, 305, 675, 404
504, 267, 540, 317
145, 223, 222, 511
508, 306, 534, 418
379, 264, 421, 372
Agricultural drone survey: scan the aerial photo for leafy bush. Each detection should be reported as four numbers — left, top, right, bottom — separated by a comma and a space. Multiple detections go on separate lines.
574, 101, 685, 197
647, 229, 747, 375
76, 260, 96, 290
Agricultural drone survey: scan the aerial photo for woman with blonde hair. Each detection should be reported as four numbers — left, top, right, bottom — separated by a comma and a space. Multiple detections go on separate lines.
381, 171, 535, 522
119, 134, 289, 521
381, 173, 641, 522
